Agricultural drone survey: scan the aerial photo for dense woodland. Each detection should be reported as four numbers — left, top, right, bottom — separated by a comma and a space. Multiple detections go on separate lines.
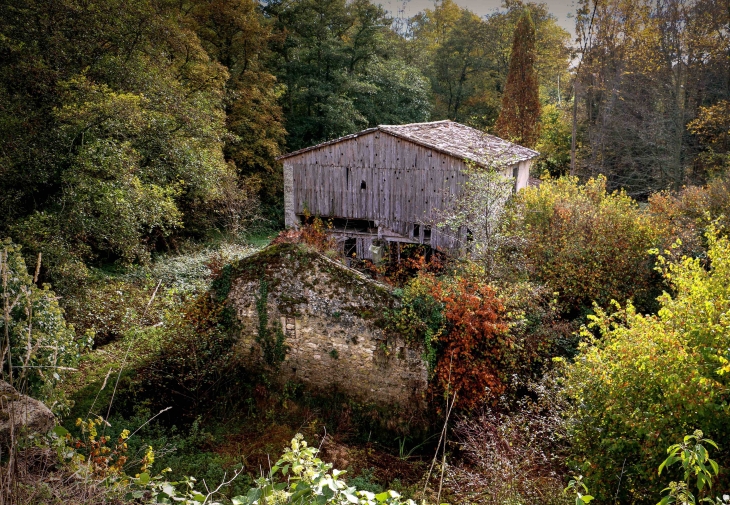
1, 0, 730, 504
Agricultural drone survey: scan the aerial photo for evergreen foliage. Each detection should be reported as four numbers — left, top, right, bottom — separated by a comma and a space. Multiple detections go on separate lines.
495, 9, 541, 148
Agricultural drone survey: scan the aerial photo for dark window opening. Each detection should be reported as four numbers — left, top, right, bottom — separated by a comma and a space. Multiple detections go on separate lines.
331, 218, 376, 233
413, 224, 420, 239
513, 166, 520, 193
344, 238, 357, 257
360, 180, 366, 190
424, 226, 431, 241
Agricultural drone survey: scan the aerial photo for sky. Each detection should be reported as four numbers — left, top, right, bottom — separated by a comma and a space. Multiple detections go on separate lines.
380, 0, 578, 35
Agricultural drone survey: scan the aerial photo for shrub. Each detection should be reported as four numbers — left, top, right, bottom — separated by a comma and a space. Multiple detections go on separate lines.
494, 281, 579, 371
561, 226, 730, 502
134, 292, 241, 421
447, 376, 570, 505
63, 278, 177, 347
502, 175, 661, 316
648, 175, 730, 259
389, 274, 567, 410
0, 239, 84, 413
273, 214, 337, 254
428, 276, 510, 410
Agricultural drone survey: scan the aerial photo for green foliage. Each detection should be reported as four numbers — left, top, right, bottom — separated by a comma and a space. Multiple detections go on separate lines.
0, 0, 277, 288
436, 164, 513, 278
658, 431, 720, 505
135, 293, 241, 420
0, 239, 83, 413
48, 416, 244, 505
386, 276, 445, 374
255, 279, 288, 367
265, 0, 431, 151
561, 226, 730, 502
406, 0, 570, 126
232, 434, 417, 505
502, 175, 661, 315
563, 476, 593, 505
535, 104, 572, 177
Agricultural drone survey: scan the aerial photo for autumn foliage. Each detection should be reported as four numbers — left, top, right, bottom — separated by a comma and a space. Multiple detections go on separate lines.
427, 277, 511, 410
502, 175, 661, 315
272, 214, 337, 254
495, 9, 541, 148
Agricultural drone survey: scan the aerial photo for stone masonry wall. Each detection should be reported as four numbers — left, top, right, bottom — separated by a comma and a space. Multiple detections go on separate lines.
226, 244, 428, 409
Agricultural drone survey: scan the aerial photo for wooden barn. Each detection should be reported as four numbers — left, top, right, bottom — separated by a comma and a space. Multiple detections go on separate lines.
279, 120, 539, 260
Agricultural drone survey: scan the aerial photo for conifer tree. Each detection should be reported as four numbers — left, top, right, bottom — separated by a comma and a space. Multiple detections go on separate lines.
495, 9, 541, 148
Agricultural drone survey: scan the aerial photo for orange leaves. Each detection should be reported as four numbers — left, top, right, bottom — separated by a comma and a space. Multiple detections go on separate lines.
428, 277, 511, 410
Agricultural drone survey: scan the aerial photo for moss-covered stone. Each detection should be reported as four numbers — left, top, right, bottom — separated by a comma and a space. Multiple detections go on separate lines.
223, 243, 427, 411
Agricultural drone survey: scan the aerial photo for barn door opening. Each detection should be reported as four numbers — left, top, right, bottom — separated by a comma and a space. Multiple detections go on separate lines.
343, 237, 357, 258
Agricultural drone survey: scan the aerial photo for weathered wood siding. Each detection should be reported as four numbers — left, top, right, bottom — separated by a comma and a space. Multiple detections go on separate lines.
283, 131, 530, 256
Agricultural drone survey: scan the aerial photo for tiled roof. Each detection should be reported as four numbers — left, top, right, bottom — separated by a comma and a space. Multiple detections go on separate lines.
277, 120, 539, 166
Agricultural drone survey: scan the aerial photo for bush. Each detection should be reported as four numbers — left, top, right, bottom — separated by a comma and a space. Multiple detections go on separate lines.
388, 274, 570, 410
561, 226, 730, 503
446, 376, 570, 505
63, 278, 176, 347
134, 292, 241, 421
423, 275, 511, 411
502, 175, 661, 316
0, 239, 84, 413
648, 175, 730, 259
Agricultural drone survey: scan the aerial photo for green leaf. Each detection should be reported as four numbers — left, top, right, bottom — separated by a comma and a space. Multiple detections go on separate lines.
192, 491, 206, 502
138, 472, 150, 485
582, 496, 594, 503
376, 492, 390, 502
53, 425, 69, 437
162, 483, 176, 497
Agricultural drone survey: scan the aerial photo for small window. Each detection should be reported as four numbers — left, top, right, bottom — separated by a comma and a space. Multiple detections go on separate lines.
413, 224, 420, 239
513, 166, 520, 193
424, 226, 431, 241
361, 180, 366, 190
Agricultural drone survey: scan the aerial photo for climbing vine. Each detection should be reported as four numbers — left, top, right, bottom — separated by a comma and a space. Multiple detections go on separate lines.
255, 278, 288, 366
387, 273, 512, 410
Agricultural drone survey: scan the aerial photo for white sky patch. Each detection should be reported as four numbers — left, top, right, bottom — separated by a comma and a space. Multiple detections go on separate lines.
380, 0, 577, 35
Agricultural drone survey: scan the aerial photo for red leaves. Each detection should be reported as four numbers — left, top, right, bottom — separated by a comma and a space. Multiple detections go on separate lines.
428, 277, 510, 410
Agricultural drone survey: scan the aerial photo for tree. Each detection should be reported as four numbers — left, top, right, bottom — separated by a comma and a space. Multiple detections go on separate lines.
435, 163, 514, 278
535, 103, 572, 176
403, 1, 570, 129
189, 0, 287, 206
265, 0, 431, 151
573, 0, 730, 196
0, 0, 286, 287
687, 100, 730, 176
495, 9, 541, 148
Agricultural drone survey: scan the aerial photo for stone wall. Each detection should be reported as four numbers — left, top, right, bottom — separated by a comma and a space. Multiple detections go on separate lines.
226, 243, 428, 409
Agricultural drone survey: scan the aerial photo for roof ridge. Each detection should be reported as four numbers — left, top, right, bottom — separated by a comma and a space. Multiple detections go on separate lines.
379, 119, 452, 128
276, 120, 539, 164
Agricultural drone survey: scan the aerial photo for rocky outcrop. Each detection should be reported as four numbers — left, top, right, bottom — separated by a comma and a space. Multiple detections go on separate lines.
223, 243, 428, 410
0, 381, 55, 448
